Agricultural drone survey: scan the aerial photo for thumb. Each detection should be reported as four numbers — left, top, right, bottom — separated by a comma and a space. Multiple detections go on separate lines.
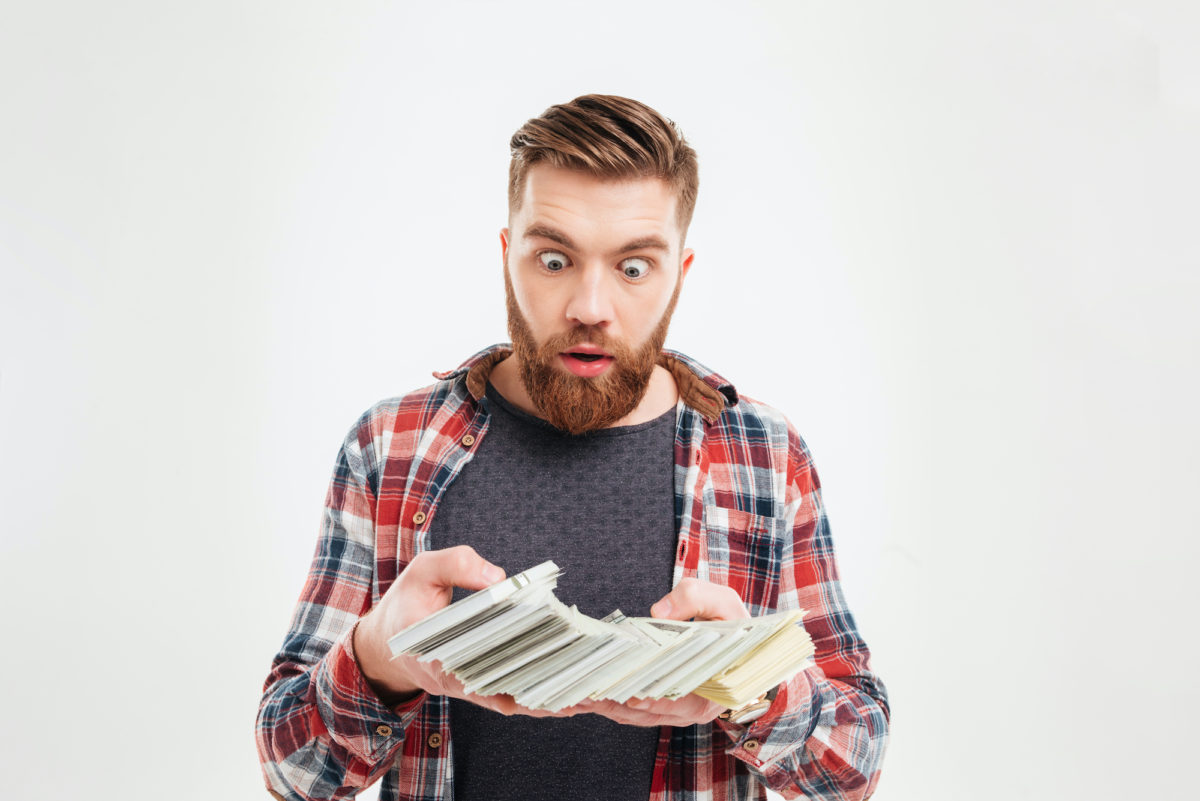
650, 579, 750, 621
411, 545, 506, 591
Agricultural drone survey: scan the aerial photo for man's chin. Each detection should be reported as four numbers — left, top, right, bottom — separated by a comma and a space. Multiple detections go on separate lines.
535, 402, 640, 436
524, 367, 646, 435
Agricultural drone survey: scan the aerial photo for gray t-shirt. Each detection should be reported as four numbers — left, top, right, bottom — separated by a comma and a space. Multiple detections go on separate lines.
427, 383, 679, 801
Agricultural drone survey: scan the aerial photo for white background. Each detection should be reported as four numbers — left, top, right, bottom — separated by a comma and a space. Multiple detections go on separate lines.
1, 2, 1197, 799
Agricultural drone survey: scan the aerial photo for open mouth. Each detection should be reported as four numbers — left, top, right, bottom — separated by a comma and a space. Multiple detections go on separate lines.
560, 349, 615, 377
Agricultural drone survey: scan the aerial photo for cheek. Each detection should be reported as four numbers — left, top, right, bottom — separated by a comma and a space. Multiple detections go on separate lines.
509, 276, 562, 335
628, 285, 676, 332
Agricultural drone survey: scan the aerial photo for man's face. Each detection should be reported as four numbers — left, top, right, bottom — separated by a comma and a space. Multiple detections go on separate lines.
501, 164, 694, 434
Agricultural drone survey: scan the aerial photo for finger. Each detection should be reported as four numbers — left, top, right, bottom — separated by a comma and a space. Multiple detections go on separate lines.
686, 697, 725, 724
475, 693, 520, 716
510, 701, 583, 719
406, 545, 506, 592
404, 657, 453, 697
553, 699, 600, 717
430, 667, 534, 718
588, 699, 650, 726
590, 698, 698, 728
649, 579, 750, 621
633, 695, 720, 724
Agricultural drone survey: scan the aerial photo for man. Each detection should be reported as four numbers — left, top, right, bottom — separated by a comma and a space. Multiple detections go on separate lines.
256, 94, 889, 801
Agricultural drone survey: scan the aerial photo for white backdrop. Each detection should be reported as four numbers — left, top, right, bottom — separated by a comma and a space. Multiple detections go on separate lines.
1, 2, 1197, 799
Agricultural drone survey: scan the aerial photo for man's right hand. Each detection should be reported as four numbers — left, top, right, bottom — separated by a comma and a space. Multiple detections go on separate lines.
353, 545, 503, 704
353, 545, 574, 717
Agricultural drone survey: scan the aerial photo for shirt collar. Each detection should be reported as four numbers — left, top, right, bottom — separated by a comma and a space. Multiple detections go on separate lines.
432, 343, 738, 424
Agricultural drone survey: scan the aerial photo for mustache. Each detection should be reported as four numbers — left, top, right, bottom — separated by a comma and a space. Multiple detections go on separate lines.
539, 326, 633, 359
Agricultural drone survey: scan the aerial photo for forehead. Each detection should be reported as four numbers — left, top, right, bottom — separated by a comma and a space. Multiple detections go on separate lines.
514, 165, 681, 246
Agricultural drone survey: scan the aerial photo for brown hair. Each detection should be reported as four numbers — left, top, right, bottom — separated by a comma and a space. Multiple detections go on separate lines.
508, 94, 699, 234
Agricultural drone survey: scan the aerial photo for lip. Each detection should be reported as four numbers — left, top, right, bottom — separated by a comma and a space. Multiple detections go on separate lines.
562, 343, 611, 356
559, 345, 615, 378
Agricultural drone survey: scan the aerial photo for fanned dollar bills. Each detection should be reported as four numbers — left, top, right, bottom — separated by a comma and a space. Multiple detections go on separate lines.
387, 561, 815, 711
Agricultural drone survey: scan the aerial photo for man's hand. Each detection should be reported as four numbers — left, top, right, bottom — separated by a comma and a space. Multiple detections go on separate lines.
585, 577, 751, 728
353, 546, 585, 717
648, 576, 751, 624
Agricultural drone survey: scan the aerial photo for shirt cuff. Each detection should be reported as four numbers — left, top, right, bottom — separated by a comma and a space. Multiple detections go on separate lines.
311, 622, 426, 764
716, 667, 822, 770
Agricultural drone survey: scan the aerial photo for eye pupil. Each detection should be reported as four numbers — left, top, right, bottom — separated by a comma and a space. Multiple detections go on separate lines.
540, 252, 566, 271
624, 261, 647, 278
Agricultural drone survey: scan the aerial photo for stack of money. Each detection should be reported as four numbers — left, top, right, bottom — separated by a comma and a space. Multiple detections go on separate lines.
387, 561, 815, 712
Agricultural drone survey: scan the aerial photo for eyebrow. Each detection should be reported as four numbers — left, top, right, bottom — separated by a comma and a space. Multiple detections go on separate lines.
523, 223, 671, 256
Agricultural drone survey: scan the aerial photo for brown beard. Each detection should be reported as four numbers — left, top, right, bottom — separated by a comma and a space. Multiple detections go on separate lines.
504, 269, 680, 435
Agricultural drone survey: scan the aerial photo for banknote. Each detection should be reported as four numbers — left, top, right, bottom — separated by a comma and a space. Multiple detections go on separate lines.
387, 561, 814, 711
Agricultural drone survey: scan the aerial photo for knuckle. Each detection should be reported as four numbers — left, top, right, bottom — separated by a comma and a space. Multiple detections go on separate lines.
450, 545, 478, 574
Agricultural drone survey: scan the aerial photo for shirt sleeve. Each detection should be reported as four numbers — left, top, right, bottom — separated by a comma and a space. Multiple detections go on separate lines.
716, 427, 891, 800
255, 415, 422, 801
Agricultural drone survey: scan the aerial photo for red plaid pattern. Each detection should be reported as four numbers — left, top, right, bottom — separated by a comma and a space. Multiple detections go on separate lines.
257, 345, 889, 800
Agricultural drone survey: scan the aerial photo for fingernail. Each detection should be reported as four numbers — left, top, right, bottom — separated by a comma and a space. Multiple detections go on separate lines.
651, 599, 672, 617
482, 564, 505, 583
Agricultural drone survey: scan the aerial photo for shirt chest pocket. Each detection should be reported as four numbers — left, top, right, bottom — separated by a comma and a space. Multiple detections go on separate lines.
702, 505, 785, 617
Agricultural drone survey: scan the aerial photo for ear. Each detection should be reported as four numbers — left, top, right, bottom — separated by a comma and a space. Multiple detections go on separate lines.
680, 248, 695, 281
500, 228, 511, 266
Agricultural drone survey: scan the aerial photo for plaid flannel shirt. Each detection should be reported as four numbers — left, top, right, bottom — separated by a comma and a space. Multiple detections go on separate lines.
257, 345, 889, 801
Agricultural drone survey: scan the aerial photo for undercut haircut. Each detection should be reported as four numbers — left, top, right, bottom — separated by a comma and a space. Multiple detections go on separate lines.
508, 94, 700, 235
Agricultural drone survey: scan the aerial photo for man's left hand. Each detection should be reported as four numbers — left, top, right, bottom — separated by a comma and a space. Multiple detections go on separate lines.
586, 577, 751, 728
647, 576, 751, 624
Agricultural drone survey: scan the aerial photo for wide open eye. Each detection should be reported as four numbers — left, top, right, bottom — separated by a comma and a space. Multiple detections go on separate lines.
539, 251, 569, 272
621, 257, 650, 280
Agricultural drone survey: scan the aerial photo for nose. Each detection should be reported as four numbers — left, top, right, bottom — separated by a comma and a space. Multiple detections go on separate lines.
564, 263, 614, 328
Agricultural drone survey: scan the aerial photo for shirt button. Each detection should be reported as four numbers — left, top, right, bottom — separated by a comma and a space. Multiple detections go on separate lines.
461, 434, 475, 447
743, 738, 760, 752
412, 511, 427, 525
375, 724, 392, 737
428, 732, 443, 748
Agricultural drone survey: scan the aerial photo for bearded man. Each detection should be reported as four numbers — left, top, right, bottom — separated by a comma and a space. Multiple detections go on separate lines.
256, 95, 890, 801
